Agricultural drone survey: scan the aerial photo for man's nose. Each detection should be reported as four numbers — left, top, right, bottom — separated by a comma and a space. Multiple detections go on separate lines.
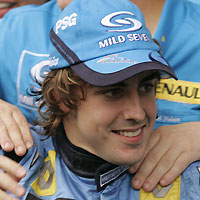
122, 93, 145, 122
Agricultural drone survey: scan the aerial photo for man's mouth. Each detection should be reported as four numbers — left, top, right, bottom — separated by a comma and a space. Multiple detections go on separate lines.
112, 129, 142, 137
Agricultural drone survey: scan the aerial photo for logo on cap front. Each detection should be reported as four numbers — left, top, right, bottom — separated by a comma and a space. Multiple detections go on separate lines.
98, 11, 150, 49
101, 11, 142, 32
97, 54, 138, 64
55, 13, 77, 34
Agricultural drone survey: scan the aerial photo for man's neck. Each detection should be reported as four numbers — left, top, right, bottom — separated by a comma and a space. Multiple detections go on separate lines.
130, 0, 165, 36
54, 125, 129, 191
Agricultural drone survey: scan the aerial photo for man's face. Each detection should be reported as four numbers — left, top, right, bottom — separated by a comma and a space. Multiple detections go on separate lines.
63, 70, 158, 166
0, 0, 47, 18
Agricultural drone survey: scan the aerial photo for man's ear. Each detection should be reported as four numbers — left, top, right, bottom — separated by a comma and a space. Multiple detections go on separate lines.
52, 90, 70, 113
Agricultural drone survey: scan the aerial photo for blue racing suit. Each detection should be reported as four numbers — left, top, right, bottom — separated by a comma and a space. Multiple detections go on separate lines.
0, 0, 61, 123
1, 125, 200, 200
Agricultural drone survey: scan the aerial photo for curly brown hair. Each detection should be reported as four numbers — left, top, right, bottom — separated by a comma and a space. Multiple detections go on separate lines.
32, 67, 162, 137
34, 68, 87, 137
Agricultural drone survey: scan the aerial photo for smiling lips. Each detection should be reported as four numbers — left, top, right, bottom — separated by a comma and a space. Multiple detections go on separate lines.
113, 128, 142, 137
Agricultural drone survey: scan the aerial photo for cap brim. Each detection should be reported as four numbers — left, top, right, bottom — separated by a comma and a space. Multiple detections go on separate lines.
71, 50, 177, 86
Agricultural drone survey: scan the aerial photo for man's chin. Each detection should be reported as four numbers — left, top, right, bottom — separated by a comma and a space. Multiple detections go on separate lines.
110, 153, 145, 166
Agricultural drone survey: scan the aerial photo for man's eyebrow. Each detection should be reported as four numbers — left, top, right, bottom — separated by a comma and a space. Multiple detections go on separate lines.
109, 82, 127, 87
92, 82, 127, 90
141, 72, 160, 82
94, 72, 160, 89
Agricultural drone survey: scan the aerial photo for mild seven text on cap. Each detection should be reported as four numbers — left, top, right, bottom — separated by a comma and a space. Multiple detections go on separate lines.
99, 33, 150, 48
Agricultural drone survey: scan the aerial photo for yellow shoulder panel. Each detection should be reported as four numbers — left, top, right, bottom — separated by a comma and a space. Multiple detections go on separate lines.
31, 150, 57, 196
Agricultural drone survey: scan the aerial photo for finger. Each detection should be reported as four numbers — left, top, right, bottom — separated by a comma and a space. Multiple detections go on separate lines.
131, 154, 159, 190
0, 155, 26, 178
3, 117, 27, 156
0, 100, 29, 155
0, 172, 25, 198
131, 132, 163, 189
0, 189, 19, 200
13, 111, 33, 150
129, 162, 141, 174
141, 146, 183, 192
129, 133, 159, 174
0, 114, 27, 156
160, 152, 195, 186
0, 156, 26, 197
0, 119, 14, 151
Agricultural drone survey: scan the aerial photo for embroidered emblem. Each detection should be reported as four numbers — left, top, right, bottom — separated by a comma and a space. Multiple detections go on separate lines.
100, 165, 129, 187
152, 184, 173, 198
31, 150, 56, 196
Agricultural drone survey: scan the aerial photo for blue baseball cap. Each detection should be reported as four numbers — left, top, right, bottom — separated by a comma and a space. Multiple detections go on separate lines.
49, 0, 177, 86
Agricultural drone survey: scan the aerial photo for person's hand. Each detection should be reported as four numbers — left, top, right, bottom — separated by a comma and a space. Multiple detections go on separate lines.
0, 100, 33, 156
0, 155, 26, 200
130, 122, 200, 192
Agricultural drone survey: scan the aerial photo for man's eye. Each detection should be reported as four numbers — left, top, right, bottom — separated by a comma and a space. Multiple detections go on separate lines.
139, 83, 156, 94
103, 88, 122, 98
